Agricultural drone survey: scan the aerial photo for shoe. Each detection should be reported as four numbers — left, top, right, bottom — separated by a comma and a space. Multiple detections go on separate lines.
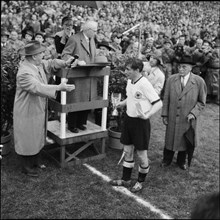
178, 164, 187, 170
130, 182, 143, 193
78, 125, 87, 131
33, 164, 46, 169
46, 137, 54, 144
22, 167, 39, 177
110, 179, 131, 187
68, 127, 79, 133
38, 164, 46, 169
160, 161, 171, 167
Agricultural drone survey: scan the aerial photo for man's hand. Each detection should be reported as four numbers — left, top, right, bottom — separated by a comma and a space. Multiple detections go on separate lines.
162, 116, 168, 125
77, 60, 86, 66
65, 57, 78, 68
187, 113, 195, 122
58, 79, 75, 92
137, 107, 150, 120
116, 100, 126, 109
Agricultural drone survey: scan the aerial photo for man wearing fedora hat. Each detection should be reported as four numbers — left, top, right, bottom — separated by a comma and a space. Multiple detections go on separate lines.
97, 40, 116, 61
14, 40, 76, 177
161, 55, 207, 170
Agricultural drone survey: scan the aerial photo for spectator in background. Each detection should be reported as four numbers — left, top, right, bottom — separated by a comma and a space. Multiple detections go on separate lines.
161, 38, 175, 79
29, 14, 41, 34
189, 33, 199, 47
154, 32, 165, 49
191, 191, 219, 219
23, 29, 34, 44
172, 35, 188, 74
43, 33, 58, 60
1, 30, 11, 51
96, 40, 115, 61
54, 16, 74, 59
110, 32, 122, 54
34, 31, 45, 44
141, 37, 156, 60
143, 50, 165, 97
205, 39, 220, 105
40, 12, 50, 33
8, 29, 25, 52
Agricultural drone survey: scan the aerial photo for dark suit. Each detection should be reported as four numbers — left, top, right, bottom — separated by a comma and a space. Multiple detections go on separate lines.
61, 32, 97, 129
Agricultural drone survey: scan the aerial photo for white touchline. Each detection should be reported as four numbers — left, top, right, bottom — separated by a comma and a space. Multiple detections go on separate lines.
83, 163, 173, 219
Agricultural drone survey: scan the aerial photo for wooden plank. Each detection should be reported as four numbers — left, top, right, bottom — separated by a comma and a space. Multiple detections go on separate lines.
52, 66, 110, 78
47, 120, 108, 145
65, 141, 94, 163
48, 99, 108, 113
66, 153, 106, 166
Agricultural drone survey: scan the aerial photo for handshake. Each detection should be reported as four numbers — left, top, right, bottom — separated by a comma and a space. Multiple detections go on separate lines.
65, 55, 87, 68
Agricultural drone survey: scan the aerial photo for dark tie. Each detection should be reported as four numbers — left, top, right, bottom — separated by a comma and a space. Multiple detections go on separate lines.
88, 39, 92, 55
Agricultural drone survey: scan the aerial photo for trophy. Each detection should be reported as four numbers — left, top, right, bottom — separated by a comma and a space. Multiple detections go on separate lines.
111, 93, 121, 116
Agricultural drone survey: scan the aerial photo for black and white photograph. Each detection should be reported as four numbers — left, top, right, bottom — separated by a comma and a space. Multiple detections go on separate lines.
1, 1, 219, 219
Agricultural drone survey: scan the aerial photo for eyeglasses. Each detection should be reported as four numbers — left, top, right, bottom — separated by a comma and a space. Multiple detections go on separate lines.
178, 65, 189, 70
64, 23, 73, 27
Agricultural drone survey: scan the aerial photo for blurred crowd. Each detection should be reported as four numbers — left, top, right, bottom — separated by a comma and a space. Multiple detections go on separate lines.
1, 1, 220, 104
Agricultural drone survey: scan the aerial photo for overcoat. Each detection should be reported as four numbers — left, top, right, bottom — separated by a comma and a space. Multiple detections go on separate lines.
161, 73, 207, 151
61, 31, 97, 103
13, 59, 66, 155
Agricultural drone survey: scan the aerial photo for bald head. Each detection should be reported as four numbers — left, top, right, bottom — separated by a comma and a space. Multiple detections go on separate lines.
82, 20, 98, 39
82, 20, 98, 31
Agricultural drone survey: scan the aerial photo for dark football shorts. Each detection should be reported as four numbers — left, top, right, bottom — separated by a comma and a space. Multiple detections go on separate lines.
120, 114, 151, 150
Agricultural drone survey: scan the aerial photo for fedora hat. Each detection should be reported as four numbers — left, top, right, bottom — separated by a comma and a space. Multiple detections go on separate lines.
164, 39, 173, 46
19, 40, 46, 56
35, 31, 45, 38
178, 55, 195, 65
25, 30, 34, 37
98, 41, 115, 51
150, 50, 164, 66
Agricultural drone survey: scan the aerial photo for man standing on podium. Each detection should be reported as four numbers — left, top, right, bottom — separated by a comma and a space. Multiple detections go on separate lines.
61, 20, 98, 133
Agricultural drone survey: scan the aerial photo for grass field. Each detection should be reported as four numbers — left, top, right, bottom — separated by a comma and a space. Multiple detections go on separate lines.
1, 103, 219, 219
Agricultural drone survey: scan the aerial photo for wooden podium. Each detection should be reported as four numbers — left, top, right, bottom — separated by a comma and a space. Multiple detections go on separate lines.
45, 63, 110, 167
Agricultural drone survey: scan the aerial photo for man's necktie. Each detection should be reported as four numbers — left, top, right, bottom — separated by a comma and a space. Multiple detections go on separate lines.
181, 77, 185, 91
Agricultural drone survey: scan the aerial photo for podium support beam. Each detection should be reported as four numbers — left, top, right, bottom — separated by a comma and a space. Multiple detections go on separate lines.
60, 77, 67, 138
101, 75, 109, 130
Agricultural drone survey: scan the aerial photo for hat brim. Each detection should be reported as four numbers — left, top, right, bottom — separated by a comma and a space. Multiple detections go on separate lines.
149, 54, 164, 66
178, 61, 195, 66
98, 44, 115, 51
19, 46, 46, 56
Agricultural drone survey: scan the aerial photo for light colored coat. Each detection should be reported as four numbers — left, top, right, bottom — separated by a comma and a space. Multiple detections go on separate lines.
161, 73, 207, 151
145, 66, 165, 96
13, 59, 66, 155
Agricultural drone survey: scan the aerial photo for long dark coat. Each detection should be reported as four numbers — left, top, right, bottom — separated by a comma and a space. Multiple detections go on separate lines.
61, 32, 97, 103
161, 73, 207, 151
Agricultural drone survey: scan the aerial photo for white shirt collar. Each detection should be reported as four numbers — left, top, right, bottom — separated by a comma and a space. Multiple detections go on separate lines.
83, 33, 89, 42
181, 72, 190, 86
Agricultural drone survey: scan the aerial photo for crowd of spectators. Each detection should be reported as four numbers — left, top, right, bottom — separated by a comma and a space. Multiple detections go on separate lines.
1, 1, 220, 104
